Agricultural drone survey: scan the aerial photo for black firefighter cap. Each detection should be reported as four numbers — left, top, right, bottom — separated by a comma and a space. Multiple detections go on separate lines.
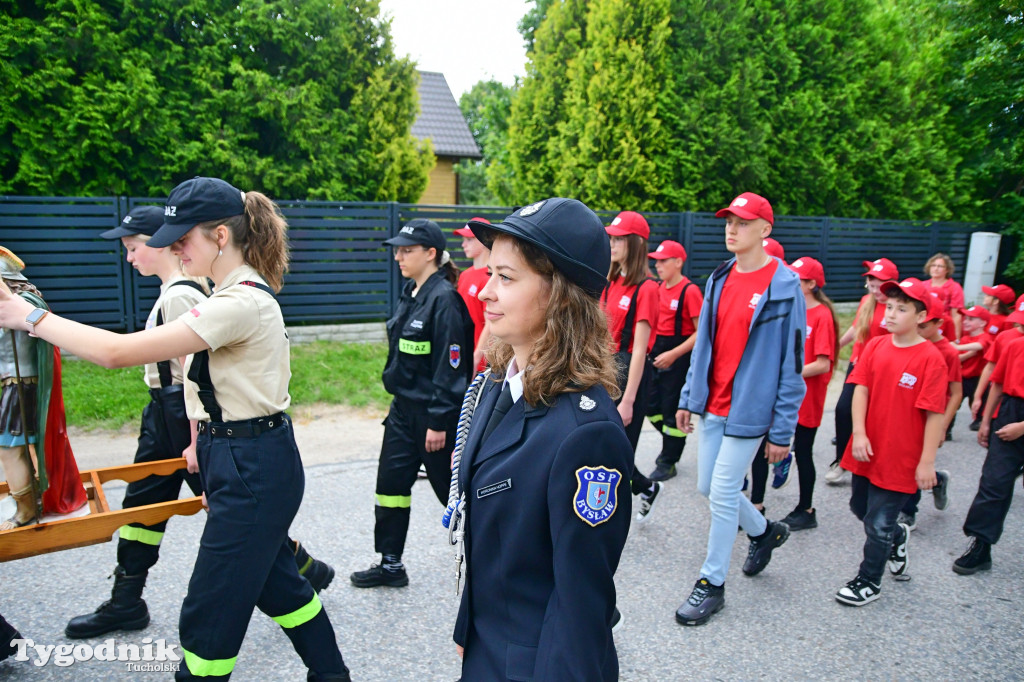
383, 218, 446, 253
99, 205, 166, 240
148, 177, 247, 248
468, 198, 610, 298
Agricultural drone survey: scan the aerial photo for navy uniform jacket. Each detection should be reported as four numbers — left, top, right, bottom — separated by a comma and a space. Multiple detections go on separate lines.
453, 379, 632, 681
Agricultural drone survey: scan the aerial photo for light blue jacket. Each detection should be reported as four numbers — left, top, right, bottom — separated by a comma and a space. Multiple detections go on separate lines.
679, 256, 806, 445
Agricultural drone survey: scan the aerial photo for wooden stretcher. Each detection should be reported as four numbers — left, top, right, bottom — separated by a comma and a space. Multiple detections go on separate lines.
0, 459, 203, 562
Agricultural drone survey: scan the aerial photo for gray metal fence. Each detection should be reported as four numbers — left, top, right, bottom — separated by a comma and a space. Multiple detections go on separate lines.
1, 195, 988, 331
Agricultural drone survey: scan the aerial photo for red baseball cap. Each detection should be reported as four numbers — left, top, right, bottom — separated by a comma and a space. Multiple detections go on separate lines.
648, 240, 687, 261
880, 278, 933, 309
862, 258, 899, 281
454, 217, 490, 238
605, 211, 650, 239
762, 237, 785, 261
981, 283, 1016, 305
1007, 294, 1024, 326
959, 305, 992, 323
714, 192, 774, 225
787, 256, 825, 288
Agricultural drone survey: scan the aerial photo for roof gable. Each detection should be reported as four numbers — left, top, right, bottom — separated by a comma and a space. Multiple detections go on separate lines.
411, 71, 482, 159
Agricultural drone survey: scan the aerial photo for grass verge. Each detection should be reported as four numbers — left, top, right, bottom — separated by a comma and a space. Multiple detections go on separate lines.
61, 341, 391, 432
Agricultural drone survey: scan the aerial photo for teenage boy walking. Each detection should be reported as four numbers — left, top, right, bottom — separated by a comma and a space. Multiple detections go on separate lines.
835, 279, 947, 605
674, 192, 806, 626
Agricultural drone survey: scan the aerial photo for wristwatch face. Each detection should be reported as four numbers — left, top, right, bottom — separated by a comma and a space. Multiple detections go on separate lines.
26, 308, 46, 325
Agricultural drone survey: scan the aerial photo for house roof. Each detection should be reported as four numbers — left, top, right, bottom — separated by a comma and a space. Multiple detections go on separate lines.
411, 71, 482, 159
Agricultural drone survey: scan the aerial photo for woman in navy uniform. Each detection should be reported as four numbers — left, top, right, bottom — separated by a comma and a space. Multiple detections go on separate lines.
350, 219, 474, 587
0, 177, 350, 681
450, 198, 633, 681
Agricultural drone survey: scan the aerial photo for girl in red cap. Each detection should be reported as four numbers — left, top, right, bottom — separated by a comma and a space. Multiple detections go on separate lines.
826, 258, 899, 485
980, 284, 1016, 335
601, 211, 663, 522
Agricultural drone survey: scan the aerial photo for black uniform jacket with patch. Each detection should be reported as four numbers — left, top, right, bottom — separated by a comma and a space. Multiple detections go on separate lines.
381, 271, 474, 431
453, 378, 632, 682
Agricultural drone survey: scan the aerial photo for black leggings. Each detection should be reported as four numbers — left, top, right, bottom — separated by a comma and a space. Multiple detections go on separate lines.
613, 352, 655, 495
833, 363, 856, 466
750, 425, 819, 510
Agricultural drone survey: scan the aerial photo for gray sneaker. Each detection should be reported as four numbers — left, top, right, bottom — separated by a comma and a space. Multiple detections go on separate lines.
933, 470, 950, 510
675, 578, 724, 626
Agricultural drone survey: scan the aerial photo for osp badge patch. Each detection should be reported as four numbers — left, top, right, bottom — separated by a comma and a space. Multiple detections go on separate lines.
449, 344, 461, 369
573, 466, 622, 527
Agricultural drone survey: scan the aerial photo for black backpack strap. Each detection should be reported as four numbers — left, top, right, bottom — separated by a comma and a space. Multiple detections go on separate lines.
619, 279, 653, 353
674, 281, 694, 337
186, 280, 275, 423
156, 280, 209, 389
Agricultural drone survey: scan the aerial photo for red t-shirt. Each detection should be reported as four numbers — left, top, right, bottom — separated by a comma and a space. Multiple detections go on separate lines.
602, 276, 660, 354
457, 266, 489, 347
654, 277, 703, 338
928, 279, 964, 314
849, 296, 890, 368
983, 327, 1022, 365
841, 336, 948, 493
986, 313, 1007, 337
706, 260, 778, 416
932, 337, 963, 398
958, 332, 993, 378
798, 302, 837, 428
992, 336, 1024, 399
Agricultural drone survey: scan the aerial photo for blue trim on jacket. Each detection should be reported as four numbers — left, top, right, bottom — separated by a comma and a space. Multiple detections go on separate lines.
678, 256, 806, 445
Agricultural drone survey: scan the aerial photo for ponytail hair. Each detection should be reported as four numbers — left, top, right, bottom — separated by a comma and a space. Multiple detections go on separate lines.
811, 286, 840, 378
852, 294, 876, 345
434, 248, 460, 286
196, 191, 289, 291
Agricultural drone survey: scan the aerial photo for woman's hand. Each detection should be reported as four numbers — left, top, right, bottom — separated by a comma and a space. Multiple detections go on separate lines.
0, 281, 35, 331
425, 428, 446, 453
616, 398, 633, 427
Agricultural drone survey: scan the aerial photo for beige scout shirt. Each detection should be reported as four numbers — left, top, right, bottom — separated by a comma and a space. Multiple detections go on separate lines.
180, 265, 291, 422
143, 276, 208, 389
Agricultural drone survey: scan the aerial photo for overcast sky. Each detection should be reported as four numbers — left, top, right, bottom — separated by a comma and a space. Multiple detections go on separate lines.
377, 0, 530, 98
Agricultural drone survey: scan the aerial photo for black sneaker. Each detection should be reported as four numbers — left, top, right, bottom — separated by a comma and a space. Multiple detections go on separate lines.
952, 537, 992, 575
835, 575, 881, 606
933, 470, 950, 511
781, 507, 818, 531
349, 563, 409, 588
969, 419, 981, 432
295, 541, 336, 593
635, 481, 662, 524
648, 463, 677, 482
675, 578, 725, 626
887, 523, 910, 580
742, 521, 790, 576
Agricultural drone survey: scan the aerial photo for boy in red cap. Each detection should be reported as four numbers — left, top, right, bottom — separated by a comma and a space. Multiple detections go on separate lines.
981, 284, 1015, 335
956, 299, 1024, 574
895, 289, 958, 530
969, 294, 1024, 426
645, 240, 703, 481
834, 279, 947, 605
455, 219, 492, 371
674, 192, 805, 625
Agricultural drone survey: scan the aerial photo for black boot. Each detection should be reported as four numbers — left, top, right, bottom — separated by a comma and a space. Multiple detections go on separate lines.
649, 434, 685, 481
0, 614, 22, 662
295, 541, 336, 593
65, 566, 150, 639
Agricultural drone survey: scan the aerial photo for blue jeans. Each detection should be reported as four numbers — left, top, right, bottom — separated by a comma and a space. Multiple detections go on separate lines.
696, 414, 769, 585
849, 474, 911, 585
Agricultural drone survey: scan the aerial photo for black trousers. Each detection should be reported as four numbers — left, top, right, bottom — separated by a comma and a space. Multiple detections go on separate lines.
749, 424, 819, 510
963, 395, 1024, 545
118, 386, 203, 575
833, 364, 856, 465
646, 336, 691, 466
614, 351, 654, 495
178, 418, 345, 680
849, 475, 911, 585
374, 397, 454, 557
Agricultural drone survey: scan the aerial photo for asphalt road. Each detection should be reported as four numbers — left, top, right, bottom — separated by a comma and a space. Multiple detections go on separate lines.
1, 402, 1022, 681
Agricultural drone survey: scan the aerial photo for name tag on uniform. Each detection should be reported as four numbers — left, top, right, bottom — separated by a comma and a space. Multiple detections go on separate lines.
477, 478, 512, 498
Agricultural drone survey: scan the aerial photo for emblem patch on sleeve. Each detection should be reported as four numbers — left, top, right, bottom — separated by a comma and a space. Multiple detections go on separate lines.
449, 344, 461, 368
573, 466, 622, 527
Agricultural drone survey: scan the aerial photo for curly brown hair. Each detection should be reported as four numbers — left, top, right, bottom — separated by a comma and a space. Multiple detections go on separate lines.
485, 234, 620, 406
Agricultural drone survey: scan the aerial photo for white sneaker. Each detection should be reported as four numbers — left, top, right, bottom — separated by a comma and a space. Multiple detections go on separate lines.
824, 463, 847, 485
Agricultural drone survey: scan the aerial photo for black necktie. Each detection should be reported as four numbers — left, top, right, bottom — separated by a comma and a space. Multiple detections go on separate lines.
480, 382, 514, 444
